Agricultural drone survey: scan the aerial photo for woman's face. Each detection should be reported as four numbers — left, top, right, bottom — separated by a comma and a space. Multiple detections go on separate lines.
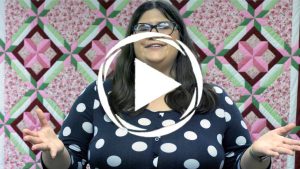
133, 9, 180, 74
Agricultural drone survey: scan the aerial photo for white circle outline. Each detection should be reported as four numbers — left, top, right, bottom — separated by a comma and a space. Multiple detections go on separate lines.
97, 32, 203, 137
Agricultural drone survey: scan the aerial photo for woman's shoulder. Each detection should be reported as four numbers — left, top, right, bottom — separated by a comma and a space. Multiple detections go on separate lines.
203, 82, 227, 94
79, 79, 112, 98
206, 83, 226, 95
86, 79, 112, 91
204, 82, 235, 107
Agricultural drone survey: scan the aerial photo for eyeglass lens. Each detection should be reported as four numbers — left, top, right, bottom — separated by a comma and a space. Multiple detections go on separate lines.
134, 22, 176, 35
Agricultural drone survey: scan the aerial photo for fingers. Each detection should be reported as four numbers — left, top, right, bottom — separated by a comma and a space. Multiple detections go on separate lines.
23, 129, 40, 144
23, 135, 43, 144
32, 143, 50, 151
272, 146, 294, 156
279, 143, 294, 151
33, 143, 59, 159
282, 137, 300, 146
265, 149, 280, 157
282, 137, 300, 152
276, 136, 300, 154
22, 129, 38, 137
36, 108, 49, 127
254, 123, 300, 158
270, 136, 300, 156
274, 123, 296, 136
50, 145, 58, 159
292, 145, 300, 151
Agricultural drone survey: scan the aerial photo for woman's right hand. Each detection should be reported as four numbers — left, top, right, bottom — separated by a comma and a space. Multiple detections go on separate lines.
22, 108, 65, 159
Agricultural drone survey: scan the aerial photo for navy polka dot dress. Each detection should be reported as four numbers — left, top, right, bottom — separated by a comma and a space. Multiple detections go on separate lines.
42, 80, 263, 169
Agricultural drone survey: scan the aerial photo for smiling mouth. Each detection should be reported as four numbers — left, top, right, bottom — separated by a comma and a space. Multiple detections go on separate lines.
145, 44, 167, 48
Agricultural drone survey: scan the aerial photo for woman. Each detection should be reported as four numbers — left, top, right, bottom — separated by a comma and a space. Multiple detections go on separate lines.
23, 1, 300, 169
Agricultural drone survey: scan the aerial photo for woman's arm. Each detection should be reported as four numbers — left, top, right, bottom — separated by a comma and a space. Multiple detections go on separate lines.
24, 81, 99, 169
240, 123, 300, 169
41, 145, 71, 169
240, 147, 271, 169
23, 109, 71, 169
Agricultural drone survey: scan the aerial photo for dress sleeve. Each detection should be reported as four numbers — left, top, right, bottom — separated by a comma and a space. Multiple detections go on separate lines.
41, 81, 98, 169
214, 86, 271, 169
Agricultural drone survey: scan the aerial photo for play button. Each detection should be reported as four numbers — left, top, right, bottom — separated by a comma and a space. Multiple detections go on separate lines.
97, 32, 203, 137
135, 58, 181, 111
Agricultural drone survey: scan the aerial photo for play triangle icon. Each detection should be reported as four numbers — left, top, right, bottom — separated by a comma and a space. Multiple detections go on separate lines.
135, 58, 181, 111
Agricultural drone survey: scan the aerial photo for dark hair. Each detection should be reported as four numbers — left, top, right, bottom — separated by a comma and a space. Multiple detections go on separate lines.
108, 0, 217, 115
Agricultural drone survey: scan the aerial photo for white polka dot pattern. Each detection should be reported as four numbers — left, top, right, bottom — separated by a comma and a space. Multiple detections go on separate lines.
93, 99, 100, 109
82, 159, 86, 166
215, 108, 225, 118
132, 141, 148, 152
153, 156, 158, 167
71, 155, 74, 165
236, 136, 246, 146
225, 96, 233, 105
61, 81, 251, 168
160, 143, 177, 153
104, 114, 111, 122
82, 122, 93, 134
183, 159, 200, 169
225, 152, 235, 158
217, 134, 222, 145
115, 128, 128, 137
241, 120, 247, 129
94, 126, 98, 136
77, 162, 82, 169
213, 86, 223, 94
107, 155, 122, 167
162, 119, 175, 127
69, 144, 81, 152
200, 119, 211, 129
184, 131, 197, 140
207, 145, 217, 157
76, 103, 86, 112
219, 160, 224, 169
63, 126, 71, 136
224, 112, 231, 122
138, 118, 151, 126
95, 139, 105, 149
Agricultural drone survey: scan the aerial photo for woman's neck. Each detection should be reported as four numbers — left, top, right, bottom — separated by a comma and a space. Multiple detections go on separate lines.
146, 95, 172, 112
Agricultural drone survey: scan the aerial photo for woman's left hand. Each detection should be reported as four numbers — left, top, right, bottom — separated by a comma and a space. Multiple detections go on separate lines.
250, 123, 300, 157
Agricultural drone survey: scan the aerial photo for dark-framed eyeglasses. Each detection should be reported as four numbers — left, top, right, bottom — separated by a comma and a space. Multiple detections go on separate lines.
133, 21, 178, 35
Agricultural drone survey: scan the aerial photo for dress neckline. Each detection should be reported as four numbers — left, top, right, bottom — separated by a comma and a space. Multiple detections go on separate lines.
144, 108, 177, 113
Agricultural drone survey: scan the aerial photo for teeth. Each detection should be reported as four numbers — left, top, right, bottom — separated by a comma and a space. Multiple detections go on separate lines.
149, 44, 162, 47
